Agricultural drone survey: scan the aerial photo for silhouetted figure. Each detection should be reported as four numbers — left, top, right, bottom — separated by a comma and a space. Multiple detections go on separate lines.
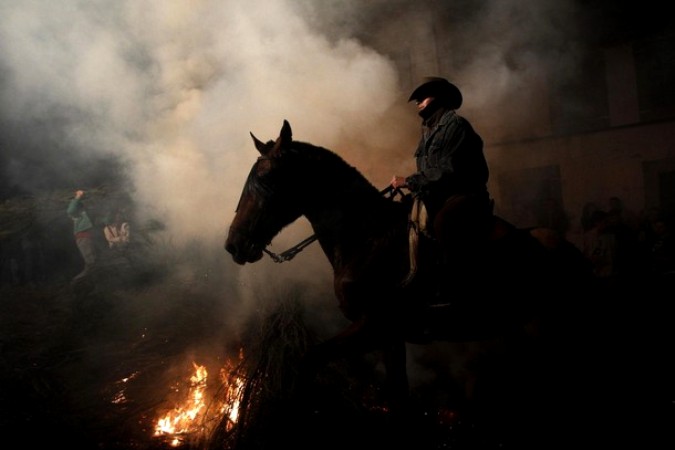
67, 189, 97, 283
103, 209, 130, 250
582, 210, 617, 285
605, 204, 640, 284
641, 214, 675, 282
580, 201, 601, 233
390, 77, 492, 276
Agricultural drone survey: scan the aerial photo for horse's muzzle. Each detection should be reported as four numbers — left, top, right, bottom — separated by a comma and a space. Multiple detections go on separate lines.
225, 227, 264, 265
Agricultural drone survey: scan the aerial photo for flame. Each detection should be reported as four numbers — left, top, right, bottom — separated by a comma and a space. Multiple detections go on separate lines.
220, 362, 245, 428
153, 352, 245, 447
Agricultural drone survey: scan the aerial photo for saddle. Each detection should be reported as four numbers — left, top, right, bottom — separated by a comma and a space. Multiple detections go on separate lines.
401, 197, 509, 288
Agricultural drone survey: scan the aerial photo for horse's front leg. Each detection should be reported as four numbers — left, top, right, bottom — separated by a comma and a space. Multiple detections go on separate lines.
297, 317, 411, 415
294, 316, 382, 409
298, 317, 370, 380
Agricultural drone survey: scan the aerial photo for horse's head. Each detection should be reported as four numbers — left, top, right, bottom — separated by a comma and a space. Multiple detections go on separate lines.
225, 120, 305, 264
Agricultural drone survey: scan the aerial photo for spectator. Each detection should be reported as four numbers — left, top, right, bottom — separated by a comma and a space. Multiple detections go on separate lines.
645, 216, 675, 279
103, 209, 130, 250
605, 202, 640, 282
66, 189, 97, 283
582, 210, 617, 283
608, 196, 638, 230
637, 206, 663, 251
580, 201, 601, 233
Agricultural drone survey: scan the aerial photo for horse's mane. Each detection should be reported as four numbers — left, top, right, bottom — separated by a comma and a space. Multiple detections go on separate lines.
287, 140, 382, 199
241, 127, 401, 236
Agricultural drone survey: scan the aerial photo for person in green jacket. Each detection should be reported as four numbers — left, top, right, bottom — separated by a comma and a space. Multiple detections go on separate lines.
67, 189, 97, 283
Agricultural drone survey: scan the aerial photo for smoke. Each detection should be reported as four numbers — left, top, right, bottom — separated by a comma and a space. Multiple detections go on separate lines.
0, 0, 609, 250
2, 0, 402, 234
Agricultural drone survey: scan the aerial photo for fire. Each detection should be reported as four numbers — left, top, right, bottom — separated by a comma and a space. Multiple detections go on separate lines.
153, 353, 245, 447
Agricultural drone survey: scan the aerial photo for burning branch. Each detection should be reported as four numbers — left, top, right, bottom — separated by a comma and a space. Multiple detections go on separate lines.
205, 296, 317, 450
153, 354, 246, 448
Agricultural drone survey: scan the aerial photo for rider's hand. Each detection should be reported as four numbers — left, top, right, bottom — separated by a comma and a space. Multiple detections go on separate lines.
391, 176, 407, 189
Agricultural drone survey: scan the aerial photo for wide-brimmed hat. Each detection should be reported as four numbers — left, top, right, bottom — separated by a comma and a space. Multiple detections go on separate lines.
408, 77, 463, 109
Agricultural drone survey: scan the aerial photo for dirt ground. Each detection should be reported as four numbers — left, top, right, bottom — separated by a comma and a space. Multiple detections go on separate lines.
1, 259, 673, 449
0, 263, 239, 449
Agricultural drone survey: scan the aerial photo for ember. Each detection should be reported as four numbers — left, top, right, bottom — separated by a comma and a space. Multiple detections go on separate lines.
153, 354, 245, 447
110, 370, 140, 405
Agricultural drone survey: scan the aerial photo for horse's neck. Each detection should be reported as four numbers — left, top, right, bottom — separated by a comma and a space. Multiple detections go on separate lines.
303, 180, 371, 228
307, 194, 406, 268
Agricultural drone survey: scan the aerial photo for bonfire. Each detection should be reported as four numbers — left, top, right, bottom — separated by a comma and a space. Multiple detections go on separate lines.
153, 354, 246, 448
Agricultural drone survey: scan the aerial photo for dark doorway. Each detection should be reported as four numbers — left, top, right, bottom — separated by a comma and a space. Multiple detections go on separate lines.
643, 156, 675, 221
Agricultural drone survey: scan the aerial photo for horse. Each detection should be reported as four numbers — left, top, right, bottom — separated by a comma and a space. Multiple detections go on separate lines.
225, 119, 594, 416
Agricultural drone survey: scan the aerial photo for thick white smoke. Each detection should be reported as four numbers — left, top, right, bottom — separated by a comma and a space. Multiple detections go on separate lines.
1, 0, 406, 245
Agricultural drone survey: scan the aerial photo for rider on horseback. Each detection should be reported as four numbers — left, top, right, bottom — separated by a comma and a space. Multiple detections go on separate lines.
391, 77, 494, 278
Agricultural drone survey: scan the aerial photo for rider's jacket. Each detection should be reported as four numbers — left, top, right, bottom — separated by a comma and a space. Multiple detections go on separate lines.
405, 107, 488, 216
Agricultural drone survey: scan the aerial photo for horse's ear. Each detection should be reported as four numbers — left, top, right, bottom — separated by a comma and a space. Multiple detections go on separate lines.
250, 120, 292, 156
250, 132, 271, 156
279, 120, 292, 145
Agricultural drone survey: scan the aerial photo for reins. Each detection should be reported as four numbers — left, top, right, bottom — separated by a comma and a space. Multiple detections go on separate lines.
263, 234, 320, 263
263, 185, 404, 263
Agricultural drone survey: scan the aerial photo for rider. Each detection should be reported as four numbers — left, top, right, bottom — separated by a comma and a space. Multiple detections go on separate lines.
391, 77, 493, 272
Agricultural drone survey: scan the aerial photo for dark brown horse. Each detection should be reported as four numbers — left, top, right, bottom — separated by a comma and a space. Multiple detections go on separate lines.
225, 120, 593, 412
